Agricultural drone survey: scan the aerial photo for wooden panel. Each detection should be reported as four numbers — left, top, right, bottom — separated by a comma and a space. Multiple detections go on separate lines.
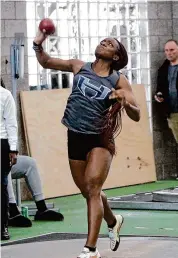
20, 85, 156, 198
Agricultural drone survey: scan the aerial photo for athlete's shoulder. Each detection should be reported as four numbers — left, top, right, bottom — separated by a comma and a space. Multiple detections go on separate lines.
72, 60, 87, 75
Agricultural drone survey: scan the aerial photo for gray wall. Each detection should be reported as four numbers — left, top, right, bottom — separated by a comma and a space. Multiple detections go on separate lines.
173, 1, 178, 40
148, 1, 178, 179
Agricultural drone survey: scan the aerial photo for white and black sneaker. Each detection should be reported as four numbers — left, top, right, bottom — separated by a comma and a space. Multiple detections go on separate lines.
108, 214, 124, 251
77, 247, 101, 258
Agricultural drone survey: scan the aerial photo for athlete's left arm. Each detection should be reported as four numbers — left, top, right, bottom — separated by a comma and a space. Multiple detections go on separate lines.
109, 74, 140, 122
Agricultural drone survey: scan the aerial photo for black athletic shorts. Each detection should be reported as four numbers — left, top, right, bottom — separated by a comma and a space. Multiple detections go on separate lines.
67, 129, 114, 161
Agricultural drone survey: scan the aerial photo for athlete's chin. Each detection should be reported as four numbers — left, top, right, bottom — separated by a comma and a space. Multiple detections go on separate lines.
95, 52, 111, 61
95, 50, 103, 58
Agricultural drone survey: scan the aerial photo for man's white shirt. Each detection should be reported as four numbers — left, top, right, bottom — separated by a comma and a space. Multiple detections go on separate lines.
0, 86, 18, 151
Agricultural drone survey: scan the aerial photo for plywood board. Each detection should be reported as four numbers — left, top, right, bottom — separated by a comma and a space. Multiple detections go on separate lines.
20, 85, 156, 198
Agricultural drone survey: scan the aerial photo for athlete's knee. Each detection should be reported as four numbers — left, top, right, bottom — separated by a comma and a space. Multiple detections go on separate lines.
81, 182, 102, 199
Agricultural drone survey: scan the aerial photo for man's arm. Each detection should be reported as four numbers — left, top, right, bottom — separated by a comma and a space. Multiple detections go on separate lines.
154, 69, 164, 103
3, 92, 18, 151
156, 68, 163, 94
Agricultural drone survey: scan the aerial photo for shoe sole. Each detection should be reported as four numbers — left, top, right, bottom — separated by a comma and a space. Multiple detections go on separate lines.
77, 254, 101, 258
112, 215, 124, 252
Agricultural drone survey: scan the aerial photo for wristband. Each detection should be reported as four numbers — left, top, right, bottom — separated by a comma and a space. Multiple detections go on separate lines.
33, 41, 43, 52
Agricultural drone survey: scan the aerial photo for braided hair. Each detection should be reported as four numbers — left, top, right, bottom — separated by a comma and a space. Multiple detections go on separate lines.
102, 39, 128, 155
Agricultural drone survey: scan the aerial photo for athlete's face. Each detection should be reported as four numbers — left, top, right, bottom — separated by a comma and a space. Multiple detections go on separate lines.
95, 38, 119, 61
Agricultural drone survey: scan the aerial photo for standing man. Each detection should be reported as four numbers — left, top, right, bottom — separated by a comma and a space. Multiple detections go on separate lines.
154, 39, 178, 177
1, 79, 18, 240
155, 40, 178, 141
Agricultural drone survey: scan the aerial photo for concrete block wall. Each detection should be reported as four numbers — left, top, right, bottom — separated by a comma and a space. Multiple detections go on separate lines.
148, 1, 178, 179
1, 1, 31, 200
173, 1, 178, 41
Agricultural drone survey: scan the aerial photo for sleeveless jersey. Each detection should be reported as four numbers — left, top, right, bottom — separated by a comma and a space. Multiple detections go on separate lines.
61, 62, 120, 134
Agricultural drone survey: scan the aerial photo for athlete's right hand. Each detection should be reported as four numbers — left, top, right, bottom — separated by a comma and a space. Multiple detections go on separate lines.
154, 92, 164, 103
34, 29, 48, 45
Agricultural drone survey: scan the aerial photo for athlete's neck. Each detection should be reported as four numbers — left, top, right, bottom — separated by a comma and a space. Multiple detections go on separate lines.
92, 59, 112, 77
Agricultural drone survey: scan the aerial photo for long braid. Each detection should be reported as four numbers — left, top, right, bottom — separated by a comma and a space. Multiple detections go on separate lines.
101, 40, 128, 155
101, 102, 123, 155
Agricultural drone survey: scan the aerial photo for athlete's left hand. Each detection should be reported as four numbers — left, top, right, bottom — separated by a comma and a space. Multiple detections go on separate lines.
109, 88, 127, 107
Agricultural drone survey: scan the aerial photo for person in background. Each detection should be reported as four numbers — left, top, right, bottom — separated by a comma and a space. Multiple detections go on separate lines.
1, 78, 64, 228
154, 39, 178, 179
7, 155, 64, 227
1, 79, 18, 240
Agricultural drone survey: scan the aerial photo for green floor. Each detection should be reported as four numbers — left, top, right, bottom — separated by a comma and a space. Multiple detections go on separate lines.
2, 181, 178, 243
